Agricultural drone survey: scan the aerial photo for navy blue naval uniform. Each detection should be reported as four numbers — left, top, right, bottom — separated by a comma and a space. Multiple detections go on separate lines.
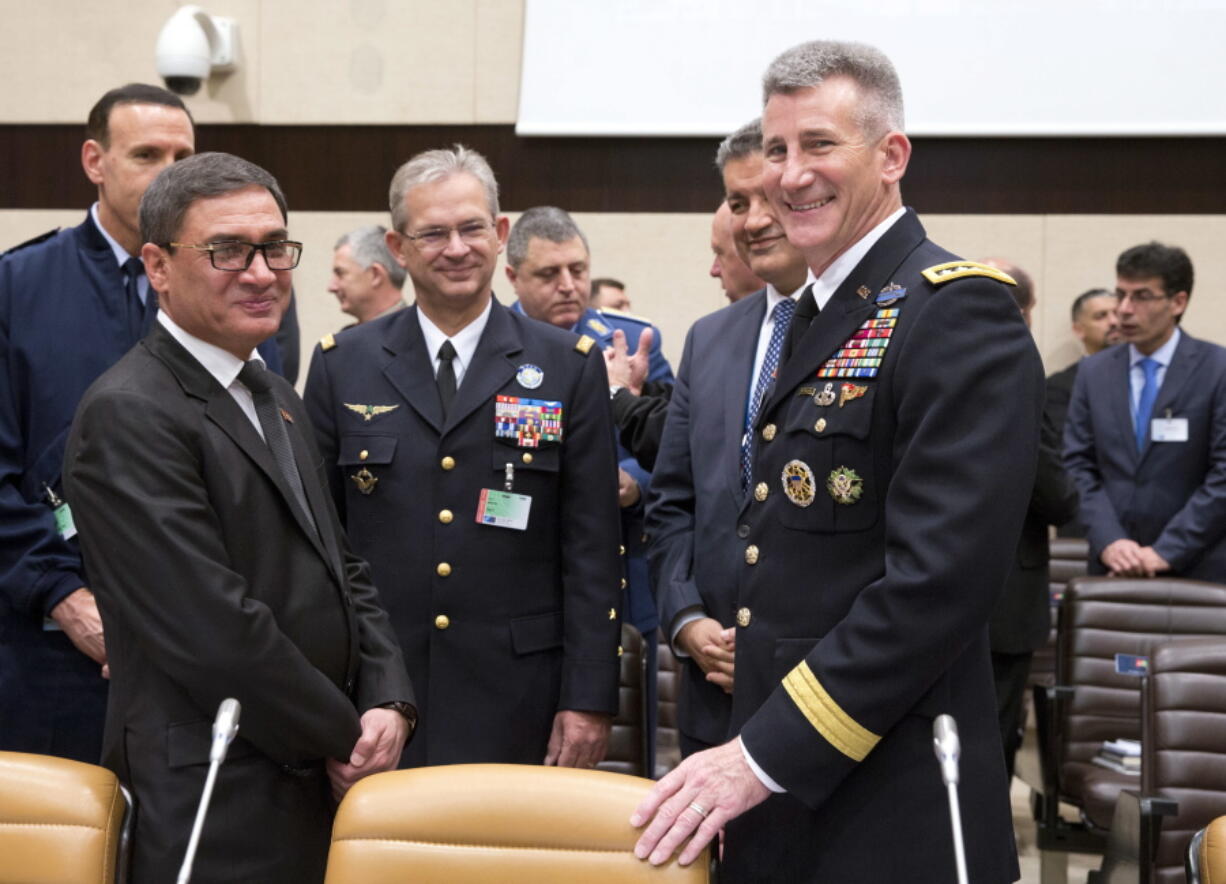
0, 213, 286, 763
722, 210, 1041, 883
304, 297, 622, 767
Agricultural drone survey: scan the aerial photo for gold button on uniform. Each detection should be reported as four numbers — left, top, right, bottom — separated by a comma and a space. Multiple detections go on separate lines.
359, 449, 369, 461
438, 509, 453, 524
619, 544, 626, 556
608, 608, 617, 620
744, 545, 760, 565
434, 614, 450, 630
440, 456, 455, 470
522, 452, 534, 465
620, 578, 627, 589
736, 607, 752, 627
436, 562, 452, 577
815, 418, 827, 433
763, 424, 777, 441
754, 482, 769, 502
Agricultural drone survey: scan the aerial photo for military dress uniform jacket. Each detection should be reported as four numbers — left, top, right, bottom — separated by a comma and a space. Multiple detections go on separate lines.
0, 213, 288, 762
724, 211, 1042, 883
1064, 332, 1226, 580
304, 299, 622, 767
63, 323, 413, 883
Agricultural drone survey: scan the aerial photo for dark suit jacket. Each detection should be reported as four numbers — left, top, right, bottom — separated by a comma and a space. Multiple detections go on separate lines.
1064, 332, 1226, 579
645, 288, 767, 748
304, 299, 621, 767
725, 211, 1039, 883
64, 323, 412, 883
1046, 359, 1079, 441
0, 214, 287, 761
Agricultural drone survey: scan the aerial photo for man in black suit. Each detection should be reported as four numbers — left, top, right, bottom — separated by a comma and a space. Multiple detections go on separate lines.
64, 153, 414, 883
633, 41, 1040, 883
1046, 287, 1121, 440
304, 146, 621, 770
647, 117, 808, 759
1065, 242, 1226, 581
982, 258, 1079, 778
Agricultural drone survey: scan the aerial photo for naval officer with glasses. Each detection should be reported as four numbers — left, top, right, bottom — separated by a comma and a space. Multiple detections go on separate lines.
64, 152, 414, 883
305, 145, 622, 770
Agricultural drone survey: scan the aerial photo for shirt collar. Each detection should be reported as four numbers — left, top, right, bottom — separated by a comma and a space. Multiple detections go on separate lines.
1130, 326, 1181, 368
764, 280, 810, 311
806, 206, 907, 310
416, 297, 494, 371
157, 310, 261, 390
90, 202, 136, 268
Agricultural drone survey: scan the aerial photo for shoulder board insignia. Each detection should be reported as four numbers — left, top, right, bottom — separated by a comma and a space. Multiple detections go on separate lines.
922, 261, 1016, 287
320, 333, 337, 351
586, 318, 611, 336
2, 227, 60, 258
575, 335, 596, 355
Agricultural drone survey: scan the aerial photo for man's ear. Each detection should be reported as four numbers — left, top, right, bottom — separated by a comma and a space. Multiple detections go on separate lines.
82, 140, 106, 186
880, 131, 911, 184
142, 243, 170, 294
384, 229, 409, 269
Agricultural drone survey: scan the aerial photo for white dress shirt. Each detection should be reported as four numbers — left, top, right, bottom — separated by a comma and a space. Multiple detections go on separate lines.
416, 297, 493, 387
91, 202, 150, 305
1129, 327, 1181, 428
157, 311, 264, 438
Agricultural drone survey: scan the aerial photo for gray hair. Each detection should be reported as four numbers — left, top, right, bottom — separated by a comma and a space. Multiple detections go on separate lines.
506, 206, 590, 269
715, 118, 763, 172
388, 144, 500, 234
762, 40, 905, 138
140, 152, 287, 247
335, 224, 405, 289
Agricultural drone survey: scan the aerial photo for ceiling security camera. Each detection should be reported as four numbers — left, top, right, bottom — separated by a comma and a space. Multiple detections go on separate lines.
155, 5, 239, 96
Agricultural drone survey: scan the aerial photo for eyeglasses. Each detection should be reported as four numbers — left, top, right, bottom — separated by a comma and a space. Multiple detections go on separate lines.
1116, 289, 1171, 305
401, 221, 493, 253
168, 240, 303, 271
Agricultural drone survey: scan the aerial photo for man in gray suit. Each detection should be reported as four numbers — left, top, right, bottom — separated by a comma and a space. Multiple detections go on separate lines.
647, 118, 808, 757
1065, 241, 1226, 580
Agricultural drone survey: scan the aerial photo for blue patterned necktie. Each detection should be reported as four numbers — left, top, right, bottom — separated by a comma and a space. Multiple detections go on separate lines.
741, 297, 797, 489
1135, 356, 1160, 452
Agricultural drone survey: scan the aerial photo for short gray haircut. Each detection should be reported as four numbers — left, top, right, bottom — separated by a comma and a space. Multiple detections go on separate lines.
335, 224, 405, 289
715, 118, 763, 172
388, 144, 500, 234
762, 40, 905, 137
506, 206, 590, 269
140, 151, 287, 247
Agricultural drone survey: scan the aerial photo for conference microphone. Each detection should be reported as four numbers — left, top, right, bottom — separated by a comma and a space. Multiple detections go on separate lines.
932, 714, 969, 884
177, 698, 242, 884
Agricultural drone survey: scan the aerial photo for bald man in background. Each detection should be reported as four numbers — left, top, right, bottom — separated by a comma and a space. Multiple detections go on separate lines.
709, 202, 764, 303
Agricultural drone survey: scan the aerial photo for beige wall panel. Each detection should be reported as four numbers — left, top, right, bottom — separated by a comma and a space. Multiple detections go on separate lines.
261, 0, 478, 123
474, 0, 524, 122
0, 210, 85, 251
0, 0, 261, 123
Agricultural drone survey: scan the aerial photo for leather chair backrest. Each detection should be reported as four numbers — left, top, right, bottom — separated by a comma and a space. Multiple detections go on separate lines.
1143, 638, 1226, 884
324, 764, 709, 883
1058, 577, 1226, 771
655, 637, 681, 778
598, 623, 647, 777
0, 751, 128, 884
1032, 537, 1090, 687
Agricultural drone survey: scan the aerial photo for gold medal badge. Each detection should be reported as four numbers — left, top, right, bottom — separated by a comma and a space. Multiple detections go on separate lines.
814, 382, 837, 407
826, 466, 863, 505
781, 460, 816, 508
838, 383, 868, 408
351, 468, 378, 495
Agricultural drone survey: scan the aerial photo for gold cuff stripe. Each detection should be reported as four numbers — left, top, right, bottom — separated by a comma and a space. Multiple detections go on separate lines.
921, 260, 1017, 287
782, 661, 880, 762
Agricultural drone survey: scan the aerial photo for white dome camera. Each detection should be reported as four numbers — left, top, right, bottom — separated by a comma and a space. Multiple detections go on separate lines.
155, 5, 239, 96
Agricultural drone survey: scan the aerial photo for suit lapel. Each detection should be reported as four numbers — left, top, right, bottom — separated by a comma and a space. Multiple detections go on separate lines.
381, 307, 445, 433
283, 407, 346, 578
723, 292, 768, 502
1104, 346, 1139, 469
443, 300, 521, 434
760, 212, 926, 424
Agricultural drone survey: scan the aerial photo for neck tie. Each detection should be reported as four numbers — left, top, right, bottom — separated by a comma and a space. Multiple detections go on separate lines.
123, 256, 146, 339
780, 283, 818, 366
740, 297, 797, 489
237, 361, 317, 535
437, 340, 458, 419
1135, 356, 1161, 452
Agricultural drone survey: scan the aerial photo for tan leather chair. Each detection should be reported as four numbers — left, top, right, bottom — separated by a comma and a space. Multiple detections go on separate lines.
324, 764, 709, 883
1032, 576, 1226, 882
1187, 814, 1226, 883
0, 751, 131, 884
598, 623, 648, 777
655, 635, 681, 779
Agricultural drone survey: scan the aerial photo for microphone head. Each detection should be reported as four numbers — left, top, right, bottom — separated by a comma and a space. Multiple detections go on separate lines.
932, 714, 961, 786
209, 698, 241, 763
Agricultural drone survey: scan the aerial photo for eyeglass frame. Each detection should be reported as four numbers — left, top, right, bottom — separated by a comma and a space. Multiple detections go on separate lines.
398, 219, 496, 254
1115, 288, 1175, 306
165, 240, 304, 272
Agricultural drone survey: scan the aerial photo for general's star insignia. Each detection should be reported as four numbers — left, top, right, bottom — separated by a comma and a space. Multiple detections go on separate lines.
345, 403, 401, 422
